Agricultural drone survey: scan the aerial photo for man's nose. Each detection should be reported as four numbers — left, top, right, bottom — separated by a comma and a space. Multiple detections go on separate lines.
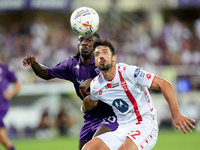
100, 54, 104, 59
81, 40, 88, 45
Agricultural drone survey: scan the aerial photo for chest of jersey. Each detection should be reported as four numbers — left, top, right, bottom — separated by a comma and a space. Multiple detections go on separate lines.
91, 64, 157, 124
95, 72, 144, 114
73, 64, 97, 85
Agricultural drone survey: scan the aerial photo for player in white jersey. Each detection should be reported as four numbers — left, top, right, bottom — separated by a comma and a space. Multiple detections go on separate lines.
90, 63, 157, 126
81, 39, 195, 150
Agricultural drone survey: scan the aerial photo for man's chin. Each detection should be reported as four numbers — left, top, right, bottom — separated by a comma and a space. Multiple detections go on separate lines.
99, 66, 109, 72
81, 53, 90, 58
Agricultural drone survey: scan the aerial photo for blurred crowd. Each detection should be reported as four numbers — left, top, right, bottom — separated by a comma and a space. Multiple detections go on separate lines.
0, 14, 200, 82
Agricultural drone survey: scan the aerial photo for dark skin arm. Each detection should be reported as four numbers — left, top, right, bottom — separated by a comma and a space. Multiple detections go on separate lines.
23, 55, 51, 80
151, 75, 195, 134
82, 95, 98, 112
79, 78, 93, 98
80, 79, 99, 111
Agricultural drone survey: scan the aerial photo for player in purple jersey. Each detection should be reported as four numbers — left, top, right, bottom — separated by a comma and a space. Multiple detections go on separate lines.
22, 33, 118, 150
0, 53, 21, 150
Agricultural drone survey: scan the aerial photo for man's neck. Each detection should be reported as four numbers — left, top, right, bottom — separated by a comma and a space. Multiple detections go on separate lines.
102, 64, 116, 80
81, 56, 93, 66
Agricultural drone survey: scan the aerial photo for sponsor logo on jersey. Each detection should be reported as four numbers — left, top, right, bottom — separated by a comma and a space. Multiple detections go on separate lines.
99, 90, 103, 95
112, 99, 129, 113
134, 68, 141, 77
140, 71, 145, 78
74, 64, 80, 69
146, 74, 151, 79
106, 83, 119, 88
95, 67, 100, 74
76, 78, 85, 84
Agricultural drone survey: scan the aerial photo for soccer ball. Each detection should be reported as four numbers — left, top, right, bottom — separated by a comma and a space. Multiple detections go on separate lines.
70, 7, 99, 36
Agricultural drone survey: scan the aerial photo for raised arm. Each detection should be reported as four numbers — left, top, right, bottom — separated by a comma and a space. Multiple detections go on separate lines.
23, 55, 51, 80
151, 75, 195, 134
82, 95, 98, 112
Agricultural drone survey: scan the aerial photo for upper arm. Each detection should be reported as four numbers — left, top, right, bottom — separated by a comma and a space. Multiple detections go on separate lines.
48, 61, 71, 80
151, 75, 172, 90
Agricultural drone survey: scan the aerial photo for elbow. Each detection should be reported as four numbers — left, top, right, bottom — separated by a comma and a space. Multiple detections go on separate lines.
160, 79, 174, 92
36, 74, 52, 80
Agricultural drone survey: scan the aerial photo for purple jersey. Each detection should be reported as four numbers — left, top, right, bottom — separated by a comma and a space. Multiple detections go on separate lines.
0, 64, 17, 127
48, 56, 118, 142
48, 56, 115, 119
49, 56, 98, 99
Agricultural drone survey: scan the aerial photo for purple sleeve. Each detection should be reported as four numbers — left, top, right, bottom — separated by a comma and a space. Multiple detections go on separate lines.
6, 67, 17, 83
48, 59, 72, 81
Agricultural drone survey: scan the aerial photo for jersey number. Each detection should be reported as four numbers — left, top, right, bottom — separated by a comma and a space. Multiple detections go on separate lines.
128, 130, 141, 139
102, 116, 116, 125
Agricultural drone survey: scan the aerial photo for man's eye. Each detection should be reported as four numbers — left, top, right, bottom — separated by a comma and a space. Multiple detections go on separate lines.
95, 53, 99, 57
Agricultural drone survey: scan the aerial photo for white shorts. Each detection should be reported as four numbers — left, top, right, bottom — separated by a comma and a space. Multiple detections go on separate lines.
97, 121, 158, 150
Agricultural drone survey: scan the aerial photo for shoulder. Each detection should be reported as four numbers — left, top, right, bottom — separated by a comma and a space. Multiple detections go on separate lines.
64, 56, 77, 64
91, 74, 101, 86
90, 74, 104, 91
0, 64, 12, 72
117, 63, 138, 74
57, 57, 78, 68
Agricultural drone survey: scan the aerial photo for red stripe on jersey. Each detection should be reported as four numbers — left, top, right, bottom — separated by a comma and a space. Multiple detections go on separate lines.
150, 75, 156, 88
118, 70, 142, 124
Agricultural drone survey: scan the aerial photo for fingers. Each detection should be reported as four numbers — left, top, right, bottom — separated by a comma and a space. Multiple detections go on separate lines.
79, 88, 84, 98
183, 117, 196, 134
186, 119, 195, 129
79, 87, 90, 98
23, 55, 35, 67
173, 117, 196, 134
180, 123, 187, 134
173, 123, 181, 132
187, 118, 196, 124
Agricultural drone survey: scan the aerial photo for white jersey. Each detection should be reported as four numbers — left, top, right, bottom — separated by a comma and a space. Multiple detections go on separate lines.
90, 63, 157, 126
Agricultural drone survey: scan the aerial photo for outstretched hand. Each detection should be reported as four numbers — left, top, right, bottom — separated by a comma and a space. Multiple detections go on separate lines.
23, 55, 36, 67
172, 113, 195, 134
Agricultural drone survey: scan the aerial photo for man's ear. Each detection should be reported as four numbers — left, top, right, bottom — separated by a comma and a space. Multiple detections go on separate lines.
113, 55, 117, 62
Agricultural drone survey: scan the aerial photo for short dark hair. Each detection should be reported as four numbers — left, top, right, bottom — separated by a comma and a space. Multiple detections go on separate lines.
93, 32, 100, 39
92, 38, 116, 56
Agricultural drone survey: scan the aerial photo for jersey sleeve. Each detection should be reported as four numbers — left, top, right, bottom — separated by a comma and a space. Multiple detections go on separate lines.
48, 59, 72, 81
7, 66, 17, 83
129, 66, 155, 88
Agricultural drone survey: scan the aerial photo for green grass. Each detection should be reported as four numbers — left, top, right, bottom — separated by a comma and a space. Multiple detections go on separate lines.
0, 136, 79, 150
154, 130, 200, 150
0, 130, 199, 150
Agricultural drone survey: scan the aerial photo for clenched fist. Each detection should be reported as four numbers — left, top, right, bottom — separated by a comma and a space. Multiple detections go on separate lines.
23, 55, 36, 67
